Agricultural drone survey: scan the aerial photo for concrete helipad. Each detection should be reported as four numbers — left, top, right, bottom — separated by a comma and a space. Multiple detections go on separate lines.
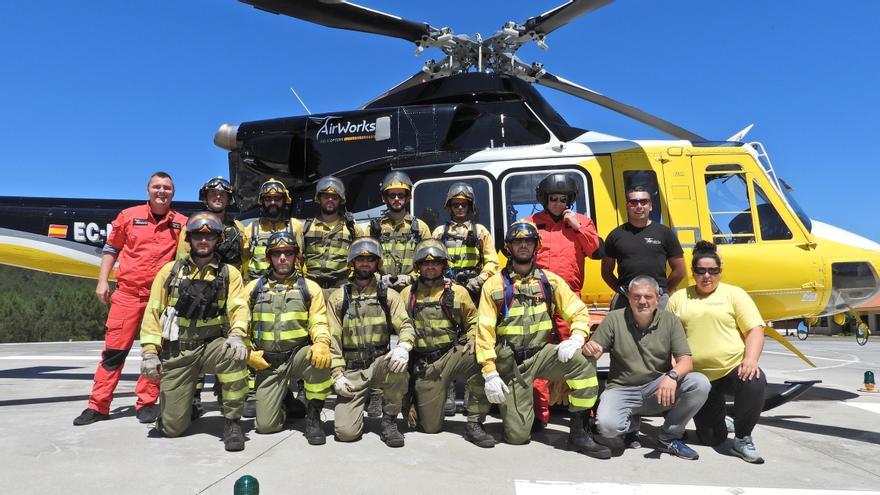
1, 337, 878, 494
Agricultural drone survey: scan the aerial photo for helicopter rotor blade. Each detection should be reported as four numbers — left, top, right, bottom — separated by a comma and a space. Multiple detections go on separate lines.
536, 71, 705, 141
240, 0, 433, 44
519, 0, 614, 42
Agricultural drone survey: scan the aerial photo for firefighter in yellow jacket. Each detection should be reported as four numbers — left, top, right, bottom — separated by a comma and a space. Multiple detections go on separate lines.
327, 237, 416, 447
243, 178, 296, 281
399, 239, 495, 448
139, 212, 250, 452
475, 221, 610, 458
245, 231, 337, 444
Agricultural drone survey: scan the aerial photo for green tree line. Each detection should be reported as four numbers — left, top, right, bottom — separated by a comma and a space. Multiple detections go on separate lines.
0, 265, 109, 342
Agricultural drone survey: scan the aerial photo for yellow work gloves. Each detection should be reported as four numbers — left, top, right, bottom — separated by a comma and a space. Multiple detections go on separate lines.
247, 349, 270, 371
308, 336, 332, 369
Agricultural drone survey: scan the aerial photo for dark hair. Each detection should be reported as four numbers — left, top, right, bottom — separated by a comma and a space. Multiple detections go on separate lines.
692, 240, 721, 269
148, 171, 173, 185
626, 185, 649, 198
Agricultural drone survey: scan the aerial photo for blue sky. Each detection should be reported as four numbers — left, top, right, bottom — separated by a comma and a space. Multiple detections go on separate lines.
1, 1, 877, 239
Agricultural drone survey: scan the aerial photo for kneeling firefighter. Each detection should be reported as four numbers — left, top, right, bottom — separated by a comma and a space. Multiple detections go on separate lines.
327, 237, 416, 447
399, 239, 495, 448
139, 212, 251, 452
476, 221, 609, 458
245, 232, 336, 443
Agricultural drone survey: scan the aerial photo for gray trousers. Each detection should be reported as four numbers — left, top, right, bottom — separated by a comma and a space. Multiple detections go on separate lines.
595, 372, 709, 443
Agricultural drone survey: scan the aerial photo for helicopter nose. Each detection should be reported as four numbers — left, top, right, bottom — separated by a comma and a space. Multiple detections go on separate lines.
214, 123, 239, 151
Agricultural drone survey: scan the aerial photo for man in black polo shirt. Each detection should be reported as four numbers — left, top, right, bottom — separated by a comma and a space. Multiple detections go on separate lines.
602, 186, 684, 309
585, 275, 709, 459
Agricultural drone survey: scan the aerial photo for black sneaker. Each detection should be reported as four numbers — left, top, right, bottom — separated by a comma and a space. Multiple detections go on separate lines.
73, 408, 109, 426
136, 404, 159, 424
623, 432, 641, 449
660, 438, 699, 460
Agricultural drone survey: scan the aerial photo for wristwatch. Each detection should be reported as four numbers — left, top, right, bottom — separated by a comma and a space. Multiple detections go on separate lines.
665, 370, 679, 382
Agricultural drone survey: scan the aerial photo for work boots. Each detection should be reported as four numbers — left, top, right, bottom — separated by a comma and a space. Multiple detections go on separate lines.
366, 389, 383, 417
444, 381, 456, 416
304, 400, 326, 446
464, 421, 496, 448
223, 419, 245, 452
380, 414, 405, 448
568, 412, 611, 459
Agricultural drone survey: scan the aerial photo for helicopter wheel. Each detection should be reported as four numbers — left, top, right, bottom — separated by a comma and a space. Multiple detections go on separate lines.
856, 328, 869, 346
797, 329, 809, 341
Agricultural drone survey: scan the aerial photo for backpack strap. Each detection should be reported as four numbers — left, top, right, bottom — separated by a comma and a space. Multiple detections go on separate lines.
535, 268, 558, 336
410, 217, 422, 242
467, 222, 484, 268
343, 212, 358, 239
340, 283, 352, 321
301, 218, 314, 251
249, 221, 259, 258
369, 218, 381, 239
296, 276, 312, 312
249, 275, 267, 341
377, 280, 393, 333
163, 259, 189, 293
440, 278, 463, 336
497, 267, 515, 326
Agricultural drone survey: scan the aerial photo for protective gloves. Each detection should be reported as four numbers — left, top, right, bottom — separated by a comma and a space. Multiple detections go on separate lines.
308, 337, 332, 369
483, 371, 509, 404
556, 333, 585, 363
380, 274, 396, 287
387, 343, 410, 373
224, 333, 249, 361
390, 274, 412, 290
141, 352, 161, 381
334, 376, 355, 398
465, 277, 483, 294
247, 349, 270, 371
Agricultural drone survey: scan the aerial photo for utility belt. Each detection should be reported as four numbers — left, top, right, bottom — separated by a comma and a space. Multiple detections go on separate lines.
262, 344, 306, 368
413, 342, 455, 367
343, 345, 389, 371
510, 346, 541, 365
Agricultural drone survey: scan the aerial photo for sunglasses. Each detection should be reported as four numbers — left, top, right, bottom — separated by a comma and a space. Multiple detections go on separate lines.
548, 195, 569, 203
190, 233, 218, 241
626, 198, 651, 206
693, 267, 721, 275
385, 192, 407, 200
270, 250, 297, 257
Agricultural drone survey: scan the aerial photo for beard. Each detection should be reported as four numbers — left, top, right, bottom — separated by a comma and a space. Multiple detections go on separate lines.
511, 251, 534, 264
354, 269, 375, 281
387, 202, 405, 213
321, 203, 338, 216
262, 204, 281, 218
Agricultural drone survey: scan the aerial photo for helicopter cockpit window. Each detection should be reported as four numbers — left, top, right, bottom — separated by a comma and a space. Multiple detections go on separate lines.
442, 102, 551, 151
411, 176, 493, 233
753, 181, 793, 241
622, 170, 663, 224
502, 170, 591, 231
704, 171, 755, 244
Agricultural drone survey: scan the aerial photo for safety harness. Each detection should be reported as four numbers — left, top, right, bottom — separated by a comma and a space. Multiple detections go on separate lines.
163, 258, 230, 347
439, 221, 484, 275
407, 277, 464, 365
497, 266, 557, 365
340, 279, 393, 370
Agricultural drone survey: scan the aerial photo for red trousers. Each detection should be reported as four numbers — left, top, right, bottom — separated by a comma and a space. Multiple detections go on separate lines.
87, 290, 159, 414
533, 314, 571, 424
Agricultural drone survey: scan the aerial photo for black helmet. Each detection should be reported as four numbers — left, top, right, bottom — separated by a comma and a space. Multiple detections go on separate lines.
535, 173, 578, 207
185, 212, 224, 241
266, 231, 300, 255
504, 221, 542, 248
199, 176, 235, 205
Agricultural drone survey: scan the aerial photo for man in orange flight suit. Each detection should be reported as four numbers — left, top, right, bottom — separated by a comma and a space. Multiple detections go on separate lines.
73, 171, 187, 426
525, 173, 600, 428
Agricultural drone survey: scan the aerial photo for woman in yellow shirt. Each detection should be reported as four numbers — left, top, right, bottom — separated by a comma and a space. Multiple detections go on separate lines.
666, 241, 766, 463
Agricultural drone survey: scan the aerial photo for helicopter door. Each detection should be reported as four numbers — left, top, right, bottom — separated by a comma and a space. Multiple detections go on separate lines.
500, 169, 592, 233
691, 156, 824, 320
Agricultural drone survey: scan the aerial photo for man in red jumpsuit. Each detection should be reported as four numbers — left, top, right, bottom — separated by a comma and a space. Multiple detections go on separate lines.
525, 173, 600, 428
73, 172, 187, 426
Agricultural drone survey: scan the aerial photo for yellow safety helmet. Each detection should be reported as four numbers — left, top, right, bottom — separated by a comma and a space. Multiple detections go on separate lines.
259, 178, 292, 205
379, 171, 412, 198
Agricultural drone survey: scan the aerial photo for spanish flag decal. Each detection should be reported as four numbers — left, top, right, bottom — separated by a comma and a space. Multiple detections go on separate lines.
47, 224, 68, 238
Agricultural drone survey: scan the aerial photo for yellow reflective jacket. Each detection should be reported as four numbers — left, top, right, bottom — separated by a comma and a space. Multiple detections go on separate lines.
292, 217, 366, 288
476, 265, 591, 374
399, 278, 477, 353
242, 217, 295, 280
368, 214, 431, 277
432, 221, 499, 281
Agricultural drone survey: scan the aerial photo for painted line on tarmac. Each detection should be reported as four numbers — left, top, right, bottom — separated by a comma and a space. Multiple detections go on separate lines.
514, 481, 880, 495
0, 355, 141, 361
764, 350, 861, 372
843, 402, 880, 415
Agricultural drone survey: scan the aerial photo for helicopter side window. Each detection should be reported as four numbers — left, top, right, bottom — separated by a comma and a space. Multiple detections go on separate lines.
704, 171, 755, 244
622, 170, 663, 224
411, 176, 493, 233
753, 181, 792, 241
501, 170, 591, 232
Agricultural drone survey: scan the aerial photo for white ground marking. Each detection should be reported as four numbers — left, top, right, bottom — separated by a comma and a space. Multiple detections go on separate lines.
0, 355, 141, 361
843, 402, 880, 415
763, 351, 860, 372
514, 481, 880, 495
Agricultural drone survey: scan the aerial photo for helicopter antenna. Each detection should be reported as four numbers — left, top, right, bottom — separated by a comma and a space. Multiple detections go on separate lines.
289, 86, 311, 115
